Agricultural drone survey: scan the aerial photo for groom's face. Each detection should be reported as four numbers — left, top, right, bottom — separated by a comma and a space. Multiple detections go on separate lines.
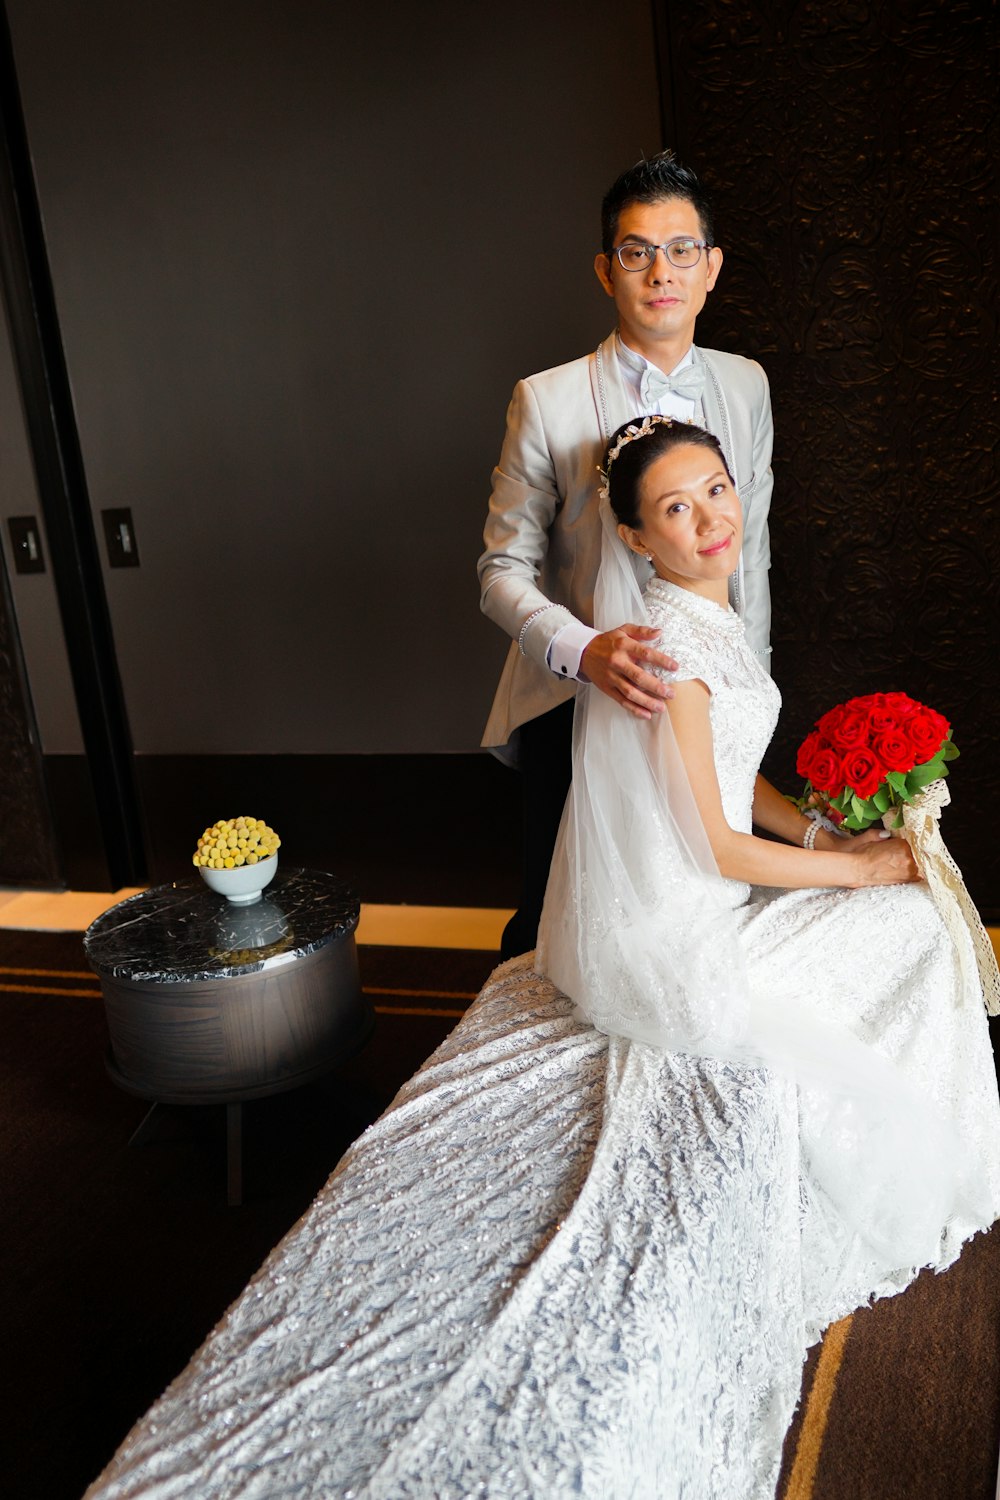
594, 196, 722, 362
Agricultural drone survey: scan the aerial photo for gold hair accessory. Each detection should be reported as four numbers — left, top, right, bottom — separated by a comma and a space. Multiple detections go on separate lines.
596, 414, 697, 499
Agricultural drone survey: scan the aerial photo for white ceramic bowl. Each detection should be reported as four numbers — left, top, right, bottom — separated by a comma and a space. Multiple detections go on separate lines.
198, 852, 278, 905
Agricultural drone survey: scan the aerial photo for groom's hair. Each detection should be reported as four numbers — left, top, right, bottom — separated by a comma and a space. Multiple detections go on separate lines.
605, 420, 733, 530
600, 151, 715, 254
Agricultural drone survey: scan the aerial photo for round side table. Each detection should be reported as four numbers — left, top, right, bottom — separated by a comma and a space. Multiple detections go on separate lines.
85, 869, 372, 1204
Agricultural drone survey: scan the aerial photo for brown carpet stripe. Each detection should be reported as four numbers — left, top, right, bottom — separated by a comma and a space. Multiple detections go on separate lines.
0, 969, 471, 1019
784, 1315, 853, 1500
0, 967, 475, 996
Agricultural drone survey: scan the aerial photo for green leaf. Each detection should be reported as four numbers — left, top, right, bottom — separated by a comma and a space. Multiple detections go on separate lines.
941, 741, 960, 762
872, 786, 891, 813
886, 770, 908, 793
851, 793, 867, 821
907, 758, 944, 791
843, 814, 864, 831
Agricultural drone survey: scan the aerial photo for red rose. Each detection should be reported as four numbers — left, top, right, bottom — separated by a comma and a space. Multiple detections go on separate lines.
841, 747, 882, 801
818, 706, 870, 751
869, 706, 900, 732
907, 709, 950, 762
796, 730, 825, 780
809, 748, 846, 796
872, 730, 915, 774
815, 705, 845, 742
882, 692, 919, 718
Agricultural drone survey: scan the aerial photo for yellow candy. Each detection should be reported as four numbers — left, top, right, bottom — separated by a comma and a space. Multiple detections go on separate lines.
193, 815, 280, 866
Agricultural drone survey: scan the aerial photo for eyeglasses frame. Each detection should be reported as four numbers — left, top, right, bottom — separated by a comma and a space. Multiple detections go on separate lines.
610, 237, 712, 272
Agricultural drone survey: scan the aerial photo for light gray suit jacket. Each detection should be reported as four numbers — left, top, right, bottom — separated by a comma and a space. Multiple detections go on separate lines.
478, 331, 773, 751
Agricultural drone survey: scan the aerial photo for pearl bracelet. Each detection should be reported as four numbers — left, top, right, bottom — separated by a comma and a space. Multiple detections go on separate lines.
802, 819, 820, 851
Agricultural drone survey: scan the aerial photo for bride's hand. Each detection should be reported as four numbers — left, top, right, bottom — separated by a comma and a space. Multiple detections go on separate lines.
812, 825, 881, 853
842, 833, 921, 886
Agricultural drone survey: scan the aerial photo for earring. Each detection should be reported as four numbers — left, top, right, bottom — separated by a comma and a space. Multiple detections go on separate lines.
644, 553, 653, 562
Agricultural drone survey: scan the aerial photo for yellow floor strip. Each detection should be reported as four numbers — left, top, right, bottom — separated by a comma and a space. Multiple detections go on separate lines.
0, 967, 95, 980
784, 1315, 854, 1500
2, 888, 996, 963
0, 981, 102, 999
0, 890, 513, 951
356, 904, 510, 951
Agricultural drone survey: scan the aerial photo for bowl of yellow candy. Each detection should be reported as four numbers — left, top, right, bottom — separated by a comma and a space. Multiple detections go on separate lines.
193, 817, 281, 905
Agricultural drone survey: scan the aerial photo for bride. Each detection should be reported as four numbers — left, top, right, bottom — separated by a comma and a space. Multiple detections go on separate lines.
537, 413, 1000, 1486
85, 421, 1000, 1500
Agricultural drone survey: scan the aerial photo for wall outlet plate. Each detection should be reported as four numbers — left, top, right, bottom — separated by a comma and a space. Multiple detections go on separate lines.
7, 515, 46, 574
101, 507, 141, 568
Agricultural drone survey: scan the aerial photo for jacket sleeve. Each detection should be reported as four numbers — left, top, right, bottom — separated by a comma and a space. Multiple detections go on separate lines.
477, 378, 576, 670
740, 362, 773, 669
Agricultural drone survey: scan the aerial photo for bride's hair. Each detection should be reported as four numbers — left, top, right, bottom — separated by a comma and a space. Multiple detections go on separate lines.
605, 419, 734, 529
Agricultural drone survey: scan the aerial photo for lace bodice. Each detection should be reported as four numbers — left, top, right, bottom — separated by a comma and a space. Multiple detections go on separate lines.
645, 577, 781, 904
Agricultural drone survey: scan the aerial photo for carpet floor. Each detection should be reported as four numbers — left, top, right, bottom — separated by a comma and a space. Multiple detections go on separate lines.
2, 928, 998, 1499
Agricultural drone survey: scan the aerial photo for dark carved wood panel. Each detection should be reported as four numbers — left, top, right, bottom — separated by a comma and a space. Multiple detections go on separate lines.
658, 0, 999, 915
0, 557, 62, 884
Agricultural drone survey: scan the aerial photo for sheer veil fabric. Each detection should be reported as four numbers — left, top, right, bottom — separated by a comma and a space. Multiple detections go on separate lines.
536, 498, 981, 1269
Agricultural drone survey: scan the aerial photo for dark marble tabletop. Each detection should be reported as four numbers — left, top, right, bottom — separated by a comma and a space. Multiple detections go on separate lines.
84, 868, 359, 983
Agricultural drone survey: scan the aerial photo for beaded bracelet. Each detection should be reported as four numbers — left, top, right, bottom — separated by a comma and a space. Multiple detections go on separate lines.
802, 819, 820, 851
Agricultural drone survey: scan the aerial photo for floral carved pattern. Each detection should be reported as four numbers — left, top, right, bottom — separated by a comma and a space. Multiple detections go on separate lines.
659, 0, 999, 913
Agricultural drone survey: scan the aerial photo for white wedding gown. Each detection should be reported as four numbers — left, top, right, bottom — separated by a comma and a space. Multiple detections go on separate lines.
85, 581, 1000, 1500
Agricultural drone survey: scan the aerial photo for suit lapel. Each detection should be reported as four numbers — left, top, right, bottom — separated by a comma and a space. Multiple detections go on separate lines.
693, 346, 746, 617
693, 346, 736, 479
590, 331, 639, 444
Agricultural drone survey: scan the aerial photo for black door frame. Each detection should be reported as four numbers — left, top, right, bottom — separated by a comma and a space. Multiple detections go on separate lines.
0, 2, 145, 888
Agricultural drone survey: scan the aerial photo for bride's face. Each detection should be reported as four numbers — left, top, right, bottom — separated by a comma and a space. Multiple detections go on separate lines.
618, 442, 743, 597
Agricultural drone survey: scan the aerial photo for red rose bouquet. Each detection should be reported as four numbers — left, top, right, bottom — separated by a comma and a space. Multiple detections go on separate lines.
795, 691, 959, 832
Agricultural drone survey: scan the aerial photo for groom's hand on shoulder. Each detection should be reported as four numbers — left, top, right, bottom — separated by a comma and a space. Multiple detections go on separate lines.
580, 626, 677, 719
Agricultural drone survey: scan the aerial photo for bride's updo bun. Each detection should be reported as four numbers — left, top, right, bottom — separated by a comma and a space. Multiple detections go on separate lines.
604, 418, 734, 529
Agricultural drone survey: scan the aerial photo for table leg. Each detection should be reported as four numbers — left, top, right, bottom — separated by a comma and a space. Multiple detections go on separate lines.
128, 1102, 163, 1149
226, 1102, 243, 1207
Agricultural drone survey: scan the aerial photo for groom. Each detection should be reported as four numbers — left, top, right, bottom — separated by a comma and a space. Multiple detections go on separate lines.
479, 151, 774, 959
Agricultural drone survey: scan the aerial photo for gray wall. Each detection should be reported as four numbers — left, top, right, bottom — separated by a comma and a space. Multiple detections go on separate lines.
3, 0, 661, 755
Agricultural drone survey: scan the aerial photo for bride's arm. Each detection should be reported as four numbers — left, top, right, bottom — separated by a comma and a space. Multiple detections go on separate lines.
750, 775, 846, 853
666, 680, 918, 889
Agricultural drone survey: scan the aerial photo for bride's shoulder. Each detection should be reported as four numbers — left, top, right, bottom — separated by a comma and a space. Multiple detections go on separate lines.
643, 579, 742, 690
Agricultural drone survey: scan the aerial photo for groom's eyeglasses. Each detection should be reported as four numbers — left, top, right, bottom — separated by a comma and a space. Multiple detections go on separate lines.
612, 238, 711, 271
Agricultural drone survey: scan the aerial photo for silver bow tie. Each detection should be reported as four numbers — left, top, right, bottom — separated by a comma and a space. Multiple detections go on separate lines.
639, 362, 706, 407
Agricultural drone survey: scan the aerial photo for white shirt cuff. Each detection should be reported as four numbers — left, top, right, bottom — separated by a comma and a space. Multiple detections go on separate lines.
547, 621, 599, 681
